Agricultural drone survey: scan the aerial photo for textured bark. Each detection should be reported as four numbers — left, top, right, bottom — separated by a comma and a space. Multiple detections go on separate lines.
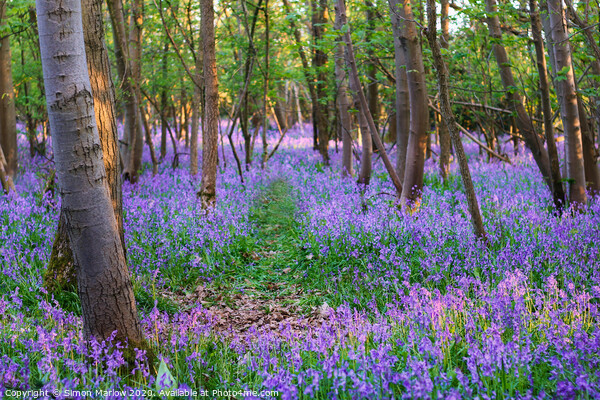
337, 0, 403, 196
0, 0, 17, 178
546, 0, 587, 207
334, 14, 354, 177
393, 0, 429, 206
425, 0, 487, 241
438, 0, 451, 181
198, 0, 219, 209
0, 142, 15, 194
83, 0, 124, 238
37, 0, 144, 347
530, 0, 565, 209
312, 0, 330, 164
46, 0, 126, 289
485, 0, 554, 193
389, 0, 409, 182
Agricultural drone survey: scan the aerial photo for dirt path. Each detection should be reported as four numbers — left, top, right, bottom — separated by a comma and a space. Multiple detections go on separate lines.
184, 180, 331, 337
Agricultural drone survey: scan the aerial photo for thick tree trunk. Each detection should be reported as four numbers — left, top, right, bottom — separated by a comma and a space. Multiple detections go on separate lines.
389, 0, 409, 182
546, 0, 587, 207
485, 0, 554, 194
392, 0, 429, 206
337, 0, 403, 196
438, 0, 451, 181
198, 0, 219, 209
530, 0, 565, 209
334, 16, 354, 177
425, 0, 487, 241
37, 0, 145, 347
0, 0, 17, 178
46, 0, 126, 291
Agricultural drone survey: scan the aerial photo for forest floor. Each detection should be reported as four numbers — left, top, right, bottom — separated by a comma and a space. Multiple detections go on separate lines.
2, 131, 599, 398
178, 179, 332, 336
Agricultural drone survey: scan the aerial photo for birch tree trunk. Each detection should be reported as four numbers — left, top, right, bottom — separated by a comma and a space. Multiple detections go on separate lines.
37, 0, 145, 347
199, 0, 219, 208
0, 0, 17, 178
389, 0, 409, 182
546, 0, 587, 207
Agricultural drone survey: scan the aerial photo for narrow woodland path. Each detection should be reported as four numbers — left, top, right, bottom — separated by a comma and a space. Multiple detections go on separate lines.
187, 179, 331, 336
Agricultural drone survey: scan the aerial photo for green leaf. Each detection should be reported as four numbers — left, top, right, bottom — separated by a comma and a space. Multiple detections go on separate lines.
156, 359, 177, 394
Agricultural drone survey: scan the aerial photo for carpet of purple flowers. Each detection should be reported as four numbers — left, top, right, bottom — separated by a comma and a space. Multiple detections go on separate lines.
1, 125, 599, 399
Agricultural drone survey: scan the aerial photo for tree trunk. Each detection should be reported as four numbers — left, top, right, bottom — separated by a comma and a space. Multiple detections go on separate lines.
190, 43, 202, 176
312, 0, 330, 165
37, 0, 145, 348
160, 40, 169, 159
261, 0, 270, 168
365, 2, 379, 131
107, 0, 143, 183
578, 95, 600, 195
334, 15, 354, 177
485, 0, 555, 195
0, 0, 17, 178
438, 0, 451, 181
282, 0, 324, 154
356, 100, 372, 185
337, 0, 403, 196
530, 0, 565, 210
546, 0, 587, 207
0, 142, 15, 194
46, 0, 126, 291
124, 0, 144, 182
198, 0, 219, 209
425, 0, 487, 241
392, 0, 429, 206
389, 0, 409, 183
